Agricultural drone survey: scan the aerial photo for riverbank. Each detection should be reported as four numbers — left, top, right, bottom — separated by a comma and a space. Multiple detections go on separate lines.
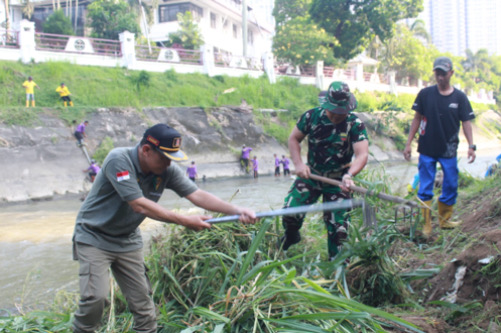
0, 106, 500, 203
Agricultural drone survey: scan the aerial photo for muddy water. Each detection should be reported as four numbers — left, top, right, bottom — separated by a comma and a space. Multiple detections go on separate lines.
0, 155, 497, 314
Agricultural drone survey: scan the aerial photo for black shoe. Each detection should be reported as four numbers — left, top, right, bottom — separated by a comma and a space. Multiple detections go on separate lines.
278, 231, 301, 251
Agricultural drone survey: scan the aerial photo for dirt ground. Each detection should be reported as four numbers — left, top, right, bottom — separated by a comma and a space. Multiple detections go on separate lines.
391, 182, 501, 332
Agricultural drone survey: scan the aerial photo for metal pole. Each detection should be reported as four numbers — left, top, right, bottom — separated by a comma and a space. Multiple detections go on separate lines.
242, 0, 247, 58
206, 199, 364, 224
138, 0, 152, 54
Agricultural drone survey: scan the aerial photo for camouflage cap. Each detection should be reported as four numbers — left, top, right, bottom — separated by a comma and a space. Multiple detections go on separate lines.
321, 81, 357, 114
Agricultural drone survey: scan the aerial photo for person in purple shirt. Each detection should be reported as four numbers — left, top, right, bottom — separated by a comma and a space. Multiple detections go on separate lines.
186, 161, 198, 182
252, 156, 258, 178
74, 120, 89, 146
240, 144, 253, 173
281, 155, 290, 176
83, 159, 101, 182
274, 154, 281, 177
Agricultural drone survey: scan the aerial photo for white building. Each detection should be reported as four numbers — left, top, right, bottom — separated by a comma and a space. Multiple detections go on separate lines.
1, 0, 274, 60
419, 0, 501, 56
148, 0, 273, 59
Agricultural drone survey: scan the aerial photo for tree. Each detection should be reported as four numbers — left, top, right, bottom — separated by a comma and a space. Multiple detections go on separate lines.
21, 0, 34, 20
272, 0, 338, 67
379, 24, 435, 85
43, 9, 74, 35
3, 0, 10, 31
87, 0, 140, 40
273, 0, 311, 26
166, 11, 203, 50
310, 0, 423, 60
409, 19, 430, 44
273, 16, 337, 68
462, 49, 491, 82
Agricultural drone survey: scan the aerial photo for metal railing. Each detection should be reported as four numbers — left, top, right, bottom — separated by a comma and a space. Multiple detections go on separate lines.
323, 66, 334, 77
0, 30, 19, 49
35, 32, 121, 57
214, 52, 262, 71
300, 65, 315, 77
136, 45, 203, 65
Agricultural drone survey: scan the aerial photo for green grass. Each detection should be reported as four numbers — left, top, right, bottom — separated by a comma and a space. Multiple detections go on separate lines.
2, 59, 495, 148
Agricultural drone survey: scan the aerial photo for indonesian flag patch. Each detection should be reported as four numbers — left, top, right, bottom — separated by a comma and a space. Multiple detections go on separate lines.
116, 171, 130, 182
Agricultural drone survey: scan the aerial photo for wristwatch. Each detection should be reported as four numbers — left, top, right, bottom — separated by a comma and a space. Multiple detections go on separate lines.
468, 144, 476, 151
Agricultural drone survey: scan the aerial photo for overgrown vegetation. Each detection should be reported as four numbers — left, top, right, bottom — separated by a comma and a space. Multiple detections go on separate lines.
2, 165, 501, 332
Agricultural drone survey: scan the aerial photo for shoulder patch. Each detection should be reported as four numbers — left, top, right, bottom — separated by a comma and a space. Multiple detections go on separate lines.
116, 171, 130, 182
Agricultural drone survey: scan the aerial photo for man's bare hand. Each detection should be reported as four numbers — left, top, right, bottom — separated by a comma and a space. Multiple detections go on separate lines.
295, 163, 311, 179
340, 174, 354, 192
236, 207, 258, 224
403, 146, 412, 161
180, 215, 212, 231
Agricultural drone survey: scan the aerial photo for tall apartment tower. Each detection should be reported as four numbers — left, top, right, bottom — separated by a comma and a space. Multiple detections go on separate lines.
419, 0, 501, 56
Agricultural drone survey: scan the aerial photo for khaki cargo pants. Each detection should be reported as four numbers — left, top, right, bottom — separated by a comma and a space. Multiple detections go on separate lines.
72, 243, 156, 333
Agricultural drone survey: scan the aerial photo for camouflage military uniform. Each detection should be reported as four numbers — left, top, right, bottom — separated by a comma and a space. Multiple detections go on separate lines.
282, 107, 368, 258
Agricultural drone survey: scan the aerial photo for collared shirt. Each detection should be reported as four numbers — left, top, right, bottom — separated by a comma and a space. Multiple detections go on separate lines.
73, 145, 197, 252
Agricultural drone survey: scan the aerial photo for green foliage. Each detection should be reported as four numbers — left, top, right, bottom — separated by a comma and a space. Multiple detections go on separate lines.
43, 10, 74, 36
165, 11, 204, 50
87, 0, 140, 40
0, 107, 41, 126
143, 220, 423, 332
273, 15, 337, 67
345, 225, 410, 306
309, 0, 424, 60
379, 24, 436, 85
92, 136, 114, 165
129, 70, 151, 92
273, 0, 311, 25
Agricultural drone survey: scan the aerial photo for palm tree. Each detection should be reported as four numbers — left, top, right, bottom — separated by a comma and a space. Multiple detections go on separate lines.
22, 0, 34, 20
3, 0, 10, 31
462, 49, 491, 83
410, 19, 430, 44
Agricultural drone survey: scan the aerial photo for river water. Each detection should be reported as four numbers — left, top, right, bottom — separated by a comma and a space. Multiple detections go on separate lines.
0, 155, 497, 314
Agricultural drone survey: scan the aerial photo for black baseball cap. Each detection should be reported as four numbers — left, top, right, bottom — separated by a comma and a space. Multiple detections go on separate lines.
433, 56, 453, 72
143, 124, 188, 161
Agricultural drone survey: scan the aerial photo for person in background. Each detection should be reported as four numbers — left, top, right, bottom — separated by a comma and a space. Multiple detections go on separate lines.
186, 161, 198, 182
74, 120, 89, 146
252, 156, 258, 178
403, 56, 476, 238
240, 144, 253, 173
281, 155, 290, 177
485, 154, 501, 177
407, 173, 420, 195
278, 81, 369, 260
83, 159, 101, 182
56, 82, 74, 107
274, 154, 281, 177
22, 76, 40, 107
71, 124, 257, 333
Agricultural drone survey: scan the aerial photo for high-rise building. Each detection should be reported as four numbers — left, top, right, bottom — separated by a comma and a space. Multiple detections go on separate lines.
418, 0, 501, 56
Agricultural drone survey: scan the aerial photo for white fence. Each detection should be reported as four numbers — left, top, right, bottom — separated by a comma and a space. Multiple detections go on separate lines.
0, 20, 495, 105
